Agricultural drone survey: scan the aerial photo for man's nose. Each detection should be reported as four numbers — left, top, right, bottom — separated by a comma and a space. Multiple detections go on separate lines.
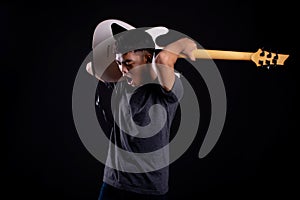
121, 65, 129, 74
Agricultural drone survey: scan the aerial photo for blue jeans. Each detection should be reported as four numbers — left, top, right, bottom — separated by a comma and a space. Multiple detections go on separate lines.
98, 182, 168, 200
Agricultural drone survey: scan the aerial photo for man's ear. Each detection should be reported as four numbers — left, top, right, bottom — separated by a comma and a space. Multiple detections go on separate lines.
146, 55, 152, 63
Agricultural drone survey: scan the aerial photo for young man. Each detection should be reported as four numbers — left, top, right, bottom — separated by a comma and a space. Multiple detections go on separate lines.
87, 27, 197, 200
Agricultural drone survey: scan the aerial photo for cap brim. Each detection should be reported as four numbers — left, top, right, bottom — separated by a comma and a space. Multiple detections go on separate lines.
92, 19, 135, 49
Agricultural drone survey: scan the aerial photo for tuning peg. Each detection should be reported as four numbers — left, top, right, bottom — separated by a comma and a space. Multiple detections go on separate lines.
274, 50, 279, 59
267, 49, 272, 58
272, 50, 278, 66
265, 60, 272, 70
262, 64, 273, 70
260, 47, 265, 56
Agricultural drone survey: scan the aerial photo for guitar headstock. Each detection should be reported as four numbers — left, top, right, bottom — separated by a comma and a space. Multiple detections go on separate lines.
251, 48, 289, 68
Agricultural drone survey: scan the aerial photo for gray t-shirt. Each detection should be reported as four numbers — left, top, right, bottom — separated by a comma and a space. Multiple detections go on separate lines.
95, 76, 183, 195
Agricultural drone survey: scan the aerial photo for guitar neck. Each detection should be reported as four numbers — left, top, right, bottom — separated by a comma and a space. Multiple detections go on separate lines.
178, 48, 289, 67
179, 49, 252, 60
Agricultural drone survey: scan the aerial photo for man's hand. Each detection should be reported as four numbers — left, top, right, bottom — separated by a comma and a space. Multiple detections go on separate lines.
163, 37, 197, 61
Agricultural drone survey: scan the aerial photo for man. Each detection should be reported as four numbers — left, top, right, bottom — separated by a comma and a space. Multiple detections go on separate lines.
86, 26, 197, 200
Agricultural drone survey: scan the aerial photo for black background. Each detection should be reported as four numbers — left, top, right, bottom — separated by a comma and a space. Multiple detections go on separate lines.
3, 1, 299, 199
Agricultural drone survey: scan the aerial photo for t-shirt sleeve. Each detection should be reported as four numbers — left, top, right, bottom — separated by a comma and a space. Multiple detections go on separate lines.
160, 75, 184, 103
95, 81, 115, 137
